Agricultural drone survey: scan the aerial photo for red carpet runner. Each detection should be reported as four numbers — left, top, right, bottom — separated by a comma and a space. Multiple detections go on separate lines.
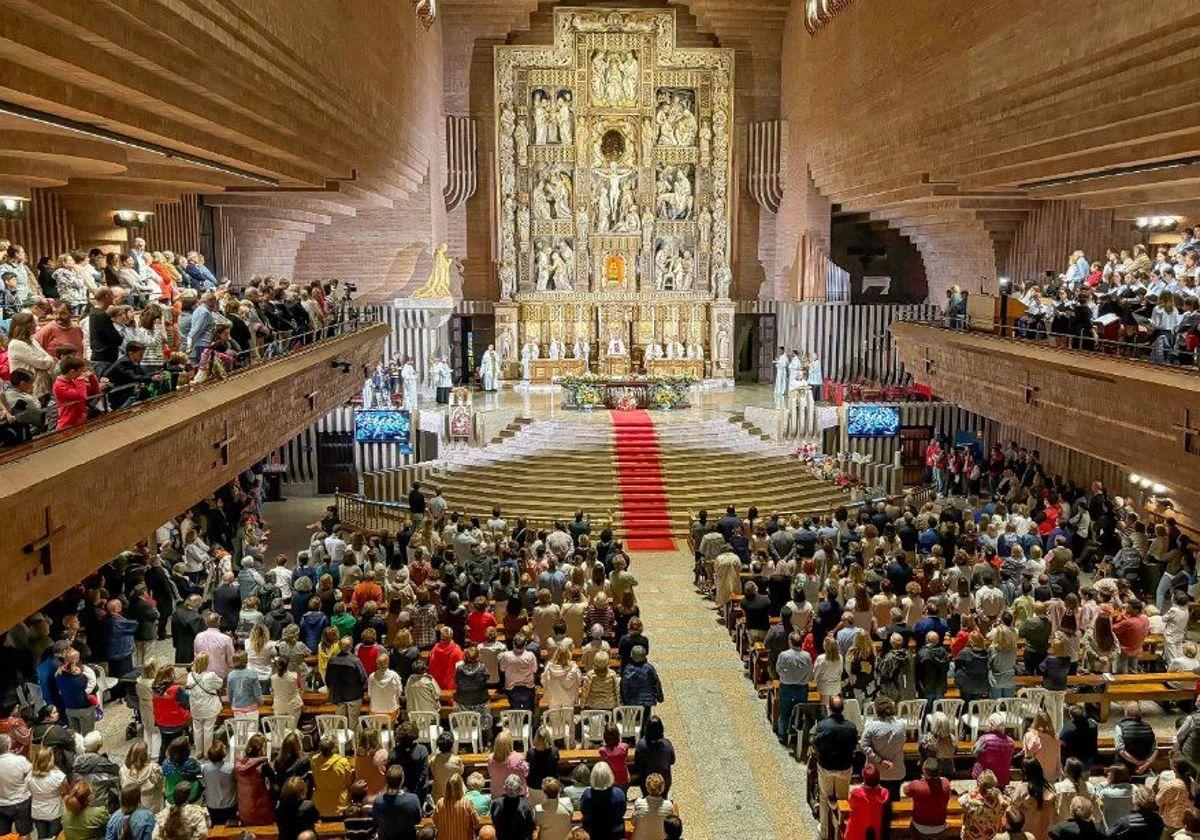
611, 409, 675, 551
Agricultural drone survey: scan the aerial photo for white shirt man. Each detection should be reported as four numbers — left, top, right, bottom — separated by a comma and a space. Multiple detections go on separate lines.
773, 348, 789, 396
606, 336, 626, 356
324, 532, 348, 564
0, 735, 32, 806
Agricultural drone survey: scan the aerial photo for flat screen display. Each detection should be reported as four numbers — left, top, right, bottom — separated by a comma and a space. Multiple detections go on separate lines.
847, 404, 900, 438
355, 409, 413, 451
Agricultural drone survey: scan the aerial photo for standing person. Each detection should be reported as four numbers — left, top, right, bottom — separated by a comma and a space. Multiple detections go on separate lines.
118, 742, 164, 815
104, 785, 155, 840
310, 736, 353, 819
1111, 600, 1149, 674
150, 669, 191, 761
580, 763, 626, 840
773, 346, 789, 400
812, 697, 858, 840
325, 637, 368, 734
184, 654, 223, 757
807, 352, 823, 403
903, 758, 951, 837
372, 765, 422, 840
200, 741, 237, 828
533, 777, 574, 840
27, 746, 66, 840
972, 713, 1017, 787
960, 770, 1010, 840
844, 764, 889, 840
859, 696, 907, 799
774, 632, 813, 744
0, 734, 32, 840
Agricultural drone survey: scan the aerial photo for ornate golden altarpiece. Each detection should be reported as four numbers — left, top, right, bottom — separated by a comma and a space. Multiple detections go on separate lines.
492, 7, 735, 380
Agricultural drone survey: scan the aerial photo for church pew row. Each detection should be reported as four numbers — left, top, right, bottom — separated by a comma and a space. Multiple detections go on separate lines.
209, 813, 638, 840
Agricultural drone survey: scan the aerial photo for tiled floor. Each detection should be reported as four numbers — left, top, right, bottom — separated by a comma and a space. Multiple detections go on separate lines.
631, 548, 818, 840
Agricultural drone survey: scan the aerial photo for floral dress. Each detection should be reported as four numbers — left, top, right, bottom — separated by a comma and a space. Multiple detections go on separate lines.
959, 789, 1009, 840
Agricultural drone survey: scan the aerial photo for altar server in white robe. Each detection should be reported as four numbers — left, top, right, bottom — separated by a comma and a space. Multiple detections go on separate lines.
787, 350, 804, 398
686, 340, 703, 360
573, 337, 589, 368
401, 357, 420, 409
432, 356, 453, 404
607, 335, 627, 356
644, 342, 663, 361
481, 344, 500, 391
549, 339, 561, 361
666, 339, 685, 359
773, 346, 790, 398
807, 352, 824, 403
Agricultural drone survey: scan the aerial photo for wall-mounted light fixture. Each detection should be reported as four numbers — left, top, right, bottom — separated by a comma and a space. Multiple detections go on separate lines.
1134, 216, 1181, 232
0, 196, 27, 220
112, 210, 154, 228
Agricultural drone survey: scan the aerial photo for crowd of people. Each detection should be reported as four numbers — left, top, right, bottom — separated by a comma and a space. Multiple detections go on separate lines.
0, 237, 349, 445
0, 476, 684, 840
1003, 234, 1200, 366
695, 447, 1200, 839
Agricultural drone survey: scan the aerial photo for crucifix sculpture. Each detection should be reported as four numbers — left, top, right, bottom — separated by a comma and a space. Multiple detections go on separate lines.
23, 506, 65, 582
1172, 408, 1200, 455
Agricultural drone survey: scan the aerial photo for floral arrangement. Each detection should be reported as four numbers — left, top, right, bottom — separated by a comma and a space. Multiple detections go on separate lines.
796, 441, 819, 461
616, 393, 639, 411
574, 383, 605, 408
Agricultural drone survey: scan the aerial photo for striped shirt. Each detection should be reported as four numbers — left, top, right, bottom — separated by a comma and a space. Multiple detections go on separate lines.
432, 796, 481, 840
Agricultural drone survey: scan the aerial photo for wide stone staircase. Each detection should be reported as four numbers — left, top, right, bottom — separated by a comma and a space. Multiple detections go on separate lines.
362, 412, 850, 541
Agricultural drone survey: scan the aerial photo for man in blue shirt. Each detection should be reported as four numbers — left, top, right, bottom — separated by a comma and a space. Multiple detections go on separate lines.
184, 252, 219, 290
774, 632, 813, 743
187, 293, 215, 363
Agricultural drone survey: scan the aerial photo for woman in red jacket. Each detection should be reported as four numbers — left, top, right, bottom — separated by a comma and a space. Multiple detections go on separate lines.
53, 356, 102, 430
235, 734, 277, 825
150, 667, 191, 759
427, 626, 464, 691
844, 763, 890, 840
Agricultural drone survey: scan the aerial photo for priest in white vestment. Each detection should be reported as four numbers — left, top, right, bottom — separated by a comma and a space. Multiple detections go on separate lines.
606, 335, 627, 356
401, 359, 419, 409
774, 347, 790, 398
481, 345, 500, 391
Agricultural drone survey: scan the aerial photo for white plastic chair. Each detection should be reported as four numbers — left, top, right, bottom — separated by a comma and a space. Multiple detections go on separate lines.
897, 700, 926, 737
448, 712, 483, 754
407, 710, 441, 747
545, 707, 575, 749
862, 701, 878, 728
500, 710, 533, 751
259, 715, 294, 757
91, 664, 119, 709
580, 709, 612, 747
929, 698, 963, 735
995, 697, 1031, 736
614, 706, 644, 742
225, 718, 259, 758
360, 713, 395, 750
1018, 687, 1066, 732
842, 698, 864, 732
961, 699, 1000, 741
314, 714, 352, 754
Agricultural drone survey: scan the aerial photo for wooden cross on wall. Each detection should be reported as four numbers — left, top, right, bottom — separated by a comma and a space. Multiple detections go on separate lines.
23, 506, 65, 582
922, 348, 935, 375
1173, 408, 1200, 455
212, 420, 238, 469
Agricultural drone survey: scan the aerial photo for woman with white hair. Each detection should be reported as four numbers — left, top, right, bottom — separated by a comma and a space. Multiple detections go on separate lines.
580, 761, 627, 839
489, 774, 534, 838
971, 711, 1016, 787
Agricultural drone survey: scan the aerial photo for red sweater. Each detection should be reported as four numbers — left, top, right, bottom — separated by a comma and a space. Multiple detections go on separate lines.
1112, 612, 1150, 655
53, 373, 100, 430
844, 785, 889, 840
467, 610, 497, 645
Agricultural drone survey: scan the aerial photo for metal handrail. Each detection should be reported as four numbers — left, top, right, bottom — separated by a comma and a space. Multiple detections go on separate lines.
0, 315, 369, 462
899, 314, 1200, 374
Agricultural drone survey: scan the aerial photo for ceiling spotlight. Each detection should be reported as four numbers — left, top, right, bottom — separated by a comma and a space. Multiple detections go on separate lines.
1152, 483, 1167, 495
1130, 473, 1141, 484
113, 210, 153, 228
1136, 218, 1149, 228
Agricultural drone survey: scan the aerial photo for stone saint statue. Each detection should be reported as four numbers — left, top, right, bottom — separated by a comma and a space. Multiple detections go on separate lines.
515, 118, 530, 166
412, 242, 455, 299
714, 264, 732, 300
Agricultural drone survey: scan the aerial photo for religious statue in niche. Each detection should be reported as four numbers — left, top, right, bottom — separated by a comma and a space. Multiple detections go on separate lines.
592, 160, 637, 233
654, 89, 698, 147
590, 50, 639, 107
531, 88, 573, 145
654, 238, 695, 291
533, 237, 574, 291
532, 165, 573, 220
655, 164, 694, 220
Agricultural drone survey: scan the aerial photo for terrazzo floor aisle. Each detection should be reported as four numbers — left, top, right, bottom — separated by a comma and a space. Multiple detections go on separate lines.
633, 549, 817, 840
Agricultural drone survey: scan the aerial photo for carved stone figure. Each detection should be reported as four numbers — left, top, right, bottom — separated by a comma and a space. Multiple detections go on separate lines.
551, 241, 574, 290
532, 182, 552, 220
655, 165, 693, 220
640, 211, 654, 254
698, 206, 712, 250
592, 50, 638, 107
654, 240, 694, 291
699, 120, 712, 166
714, 263, 731, 300
716, 327, 730, 366
555, 91, 573, 145
518, 205, 531, 248
499, 259, 516, 300
654, 90, 698, 147
592, 161, 634, 233
532, 92, 554, 145
534, 240, 552, 291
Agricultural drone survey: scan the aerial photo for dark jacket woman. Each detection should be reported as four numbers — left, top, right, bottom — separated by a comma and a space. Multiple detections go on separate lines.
952, 646, 991, 701
580, 783, 627, 839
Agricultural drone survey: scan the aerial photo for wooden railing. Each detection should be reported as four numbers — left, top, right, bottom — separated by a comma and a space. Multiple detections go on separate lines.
336, 492, 615, 539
